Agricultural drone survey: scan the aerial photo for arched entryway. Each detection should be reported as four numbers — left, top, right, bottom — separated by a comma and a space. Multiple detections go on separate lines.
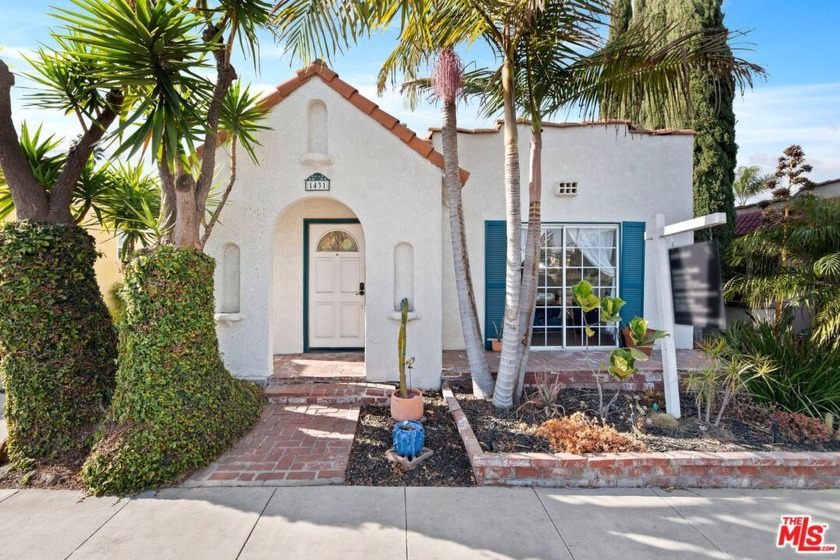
271, 197, 366, 356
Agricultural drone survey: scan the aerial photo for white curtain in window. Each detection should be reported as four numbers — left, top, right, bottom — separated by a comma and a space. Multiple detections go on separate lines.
567, 228, 617, 297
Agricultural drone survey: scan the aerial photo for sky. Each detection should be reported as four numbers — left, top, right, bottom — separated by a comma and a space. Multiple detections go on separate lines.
2, 0, 839, 183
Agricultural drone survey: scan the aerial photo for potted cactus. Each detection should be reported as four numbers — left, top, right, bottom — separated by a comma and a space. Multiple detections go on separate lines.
390, 298, 424, 421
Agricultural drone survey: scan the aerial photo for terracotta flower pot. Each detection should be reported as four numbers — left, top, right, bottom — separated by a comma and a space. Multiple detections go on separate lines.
390, 388, 424, 421
621, 327, 654, 357
491, 339, 502, 352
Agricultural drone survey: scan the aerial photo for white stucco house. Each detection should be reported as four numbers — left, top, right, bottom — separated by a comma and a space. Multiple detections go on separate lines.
206, 62, 696, 388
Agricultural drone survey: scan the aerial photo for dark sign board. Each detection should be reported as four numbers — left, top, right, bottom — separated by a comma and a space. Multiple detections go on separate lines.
668, 241, 726, 329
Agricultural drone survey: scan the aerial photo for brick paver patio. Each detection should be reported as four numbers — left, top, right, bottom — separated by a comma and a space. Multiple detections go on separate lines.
186, 348, 707, 487
184, 404, 358, 487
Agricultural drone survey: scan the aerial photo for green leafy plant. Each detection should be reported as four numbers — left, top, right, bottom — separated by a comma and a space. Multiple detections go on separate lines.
81, 247, 262, 495
0, 223, 116, 464
492, 321, 503, 341
726, 150, 840, 348
572, 280, 668, 419
624, 317, 669, 354
715, 319, 840, 418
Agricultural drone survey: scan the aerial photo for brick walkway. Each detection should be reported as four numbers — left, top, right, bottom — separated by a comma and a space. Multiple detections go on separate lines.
184, 404, 358, 487
186, 348, 707, 487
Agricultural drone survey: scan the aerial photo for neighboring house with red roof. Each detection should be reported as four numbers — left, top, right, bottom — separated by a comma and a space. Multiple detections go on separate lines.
205, 62, 696, 387
734, 177, 840, 236
730, 178, 839, 329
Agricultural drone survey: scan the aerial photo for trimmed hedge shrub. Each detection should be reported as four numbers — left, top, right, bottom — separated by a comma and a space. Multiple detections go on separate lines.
82, 246, 262, 495
0, 222, 117, 464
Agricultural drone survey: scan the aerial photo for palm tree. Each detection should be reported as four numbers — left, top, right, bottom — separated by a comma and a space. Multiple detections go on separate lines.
274, 0, 499, 399
733, 165, 770, 207
725, 145, 837, 343
432, 49, 496, 399
726, 194, 840, 349
0, 127, 163, 259
0, 14, 129, 464
446, 2, 762, 406
272, 0, 763, 408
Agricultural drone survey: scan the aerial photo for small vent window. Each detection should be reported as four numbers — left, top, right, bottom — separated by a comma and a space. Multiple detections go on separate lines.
554, 181, 578, 197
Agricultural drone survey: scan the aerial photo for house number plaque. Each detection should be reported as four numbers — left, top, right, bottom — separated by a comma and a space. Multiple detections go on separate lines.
305, 173, 330, 191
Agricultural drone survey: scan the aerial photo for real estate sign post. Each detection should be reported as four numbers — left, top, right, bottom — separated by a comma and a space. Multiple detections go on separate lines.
647, 212, 727, 419
669, 241, 726, 329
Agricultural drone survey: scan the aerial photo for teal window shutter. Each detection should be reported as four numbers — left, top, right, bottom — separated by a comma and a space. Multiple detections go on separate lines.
484, 221, 506, 350
619, 221, 646, 330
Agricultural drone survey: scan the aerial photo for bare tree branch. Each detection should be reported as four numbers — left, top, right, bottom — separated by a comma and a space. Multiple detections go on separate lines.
195, 23, 237, 211
0, 59, 50, 220
48, 88, 123, 222
200, 135, 237, 249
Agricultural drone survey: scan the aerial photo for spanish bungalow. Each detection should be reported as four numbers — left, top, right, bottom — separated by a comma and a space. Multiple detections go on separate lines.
206, 62, 696, 388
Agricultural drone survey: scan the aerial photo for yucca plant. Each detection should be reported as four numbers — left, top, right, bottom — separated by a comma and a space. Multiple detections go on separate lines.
716, 319, 840, 418
687, 335, 776, 427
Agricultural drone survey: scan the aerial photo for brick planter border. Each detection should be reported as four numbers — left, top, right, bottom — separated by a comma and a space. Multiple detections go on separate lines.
442, 384, 840, 489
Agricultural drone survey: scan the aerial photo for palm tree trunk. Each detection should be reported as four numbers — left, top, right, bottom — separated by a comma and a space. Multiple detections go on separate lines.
441, 99, 495, 399
492, 59, 523, 409
514, 126, 542, 398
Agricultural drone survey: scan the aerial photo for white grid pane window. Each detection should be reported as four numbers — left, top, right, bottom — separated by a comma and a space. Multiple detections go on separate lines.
524, 224, 619, 349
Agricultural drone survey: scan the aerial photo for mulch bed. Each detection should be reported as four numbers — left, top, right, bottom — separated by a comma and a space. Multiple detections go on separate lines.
345, 391, 475, 486
0, 462, 85, 491
458, 387, 840, 454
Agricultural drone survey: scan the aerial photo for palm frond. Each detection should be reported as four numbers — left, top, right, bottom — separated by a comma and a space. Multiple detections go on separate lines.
219, 82, 271, 164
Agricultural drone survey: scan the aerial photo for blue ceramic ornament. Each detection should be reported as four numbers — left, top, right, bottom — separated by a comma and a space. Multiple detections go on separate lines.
393, 420, 425, 458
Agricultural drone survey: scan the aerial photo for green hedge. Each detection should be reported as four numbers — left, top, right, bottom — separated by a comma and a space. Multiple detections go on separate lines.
82, 246, 262, 495
0, 222, 116, 464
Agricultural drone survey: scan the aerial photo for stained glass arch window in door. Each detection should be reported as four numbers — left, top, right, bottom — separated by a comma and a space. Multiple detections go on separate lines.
316, 230, 359, 252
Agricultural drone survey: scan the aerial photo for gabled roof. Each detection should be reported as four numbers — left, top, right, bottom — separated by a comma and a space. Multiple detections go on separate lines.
257, 61, 469, 184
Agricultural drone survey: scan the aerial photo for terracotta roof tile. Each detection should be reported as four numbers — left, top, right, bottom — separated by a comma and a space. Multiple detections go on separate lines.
408, 136, 435, 158
735, 211, 763, 236
246, 60, 464, 182
391, 123, 417, 143
348, 92, 377, 115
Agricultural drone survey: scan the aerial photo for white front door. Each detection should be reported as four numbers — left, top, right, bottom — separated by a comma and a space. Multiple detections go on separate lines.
308, 223, 365, 349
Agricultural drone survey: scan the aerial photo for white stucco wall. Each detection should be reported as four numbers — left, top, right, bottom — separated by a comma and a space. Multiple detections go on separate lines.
433, 122, 696, 351
207, 77, 444, 388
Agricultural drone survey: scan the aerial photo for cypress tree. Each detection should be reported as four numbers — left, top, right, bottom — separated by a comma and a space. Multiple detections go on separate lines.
606, 0, 738, 248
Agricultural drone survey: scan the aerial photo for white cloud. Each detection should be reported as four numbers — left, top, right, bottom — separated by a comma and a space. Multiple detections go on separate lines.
0, 46, 36, 64
734, 82, 840, 182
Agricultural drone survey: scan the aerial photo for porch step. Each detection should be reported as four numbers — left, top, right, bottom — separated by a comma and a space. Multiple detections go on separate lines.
267, 374, 367, 386
263, 382, 395, 406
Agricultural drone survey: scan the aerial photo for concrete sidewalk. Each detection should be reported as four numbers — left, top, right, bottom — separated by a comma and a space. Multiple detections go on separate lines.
1, 486, 838, 560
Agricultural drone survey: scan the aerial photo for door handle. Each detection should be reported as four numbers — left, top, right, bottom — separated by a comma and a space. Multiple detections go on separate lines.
356, 282, 365, 296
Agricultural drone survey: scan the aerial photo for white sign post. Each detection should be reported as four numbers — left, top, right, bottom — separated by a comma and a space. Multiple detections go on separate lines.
646, 212, 727, 419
